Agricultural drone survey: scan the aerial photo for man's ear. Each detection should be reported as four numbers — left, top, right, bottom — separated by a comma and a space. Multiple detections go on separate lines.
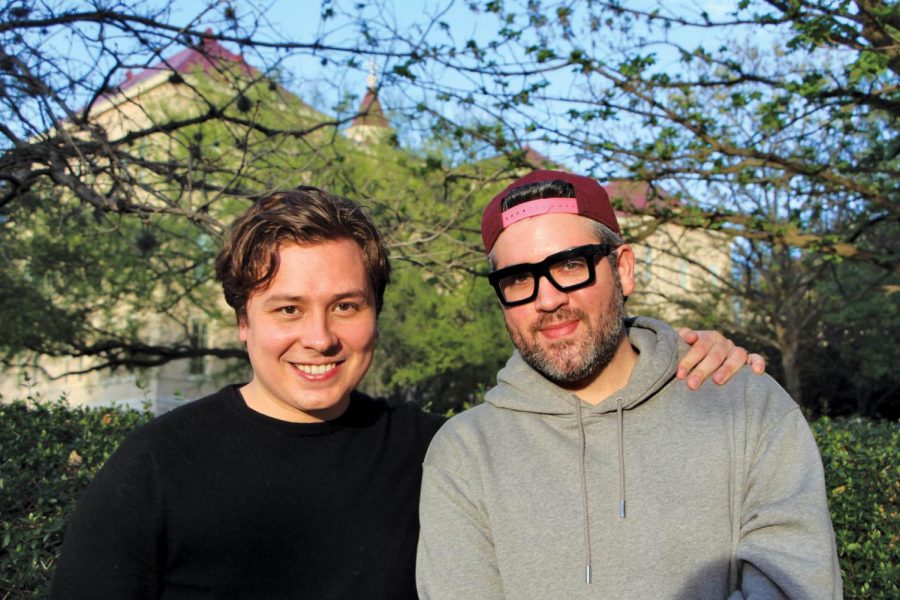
616, 244, 635, 297
238, 313, 249, 343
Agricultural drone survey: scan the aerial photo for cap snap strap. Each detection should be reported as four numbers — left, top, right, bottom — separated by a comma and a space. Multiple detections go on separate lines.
500, 197, 579, 228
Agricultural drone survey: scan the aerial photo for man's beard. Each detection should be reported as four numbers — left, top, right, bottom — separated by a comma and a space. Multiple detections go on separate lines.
507, 269, 626, 386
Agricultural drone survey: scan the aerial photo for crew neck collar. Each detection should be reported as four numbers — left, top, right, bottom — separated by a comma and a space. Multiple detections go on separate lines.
224, 384, 368, 436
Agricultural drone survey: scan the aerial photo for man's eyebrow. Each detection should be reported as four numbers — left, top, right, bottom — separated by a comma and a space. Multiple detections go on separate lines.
260, 294, 302, 307
330, 289, 371, 303
496, 246, 593, 271
260, 290, 370, 307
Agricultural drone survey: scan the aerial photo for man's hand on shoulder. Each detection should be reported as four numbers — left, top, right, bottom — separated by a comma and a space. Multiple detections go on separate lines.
676, 328, 766, 390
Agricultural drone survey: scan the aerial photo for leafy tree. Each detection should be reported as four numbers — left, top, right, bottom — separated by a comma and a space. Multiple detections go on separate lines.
2, 0, 897, 413
803, 255, 900, 418
0, 1, 501, 402
347, 0, 899, 411
655, 178, 896, 411
366, 0, 897, 262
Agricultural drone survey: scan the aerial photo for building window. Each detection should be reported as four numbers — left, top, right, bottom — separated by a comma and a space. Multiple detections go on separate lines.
679, 259, 689, 290
189, 321, 208, 375
641, 247, 653, 285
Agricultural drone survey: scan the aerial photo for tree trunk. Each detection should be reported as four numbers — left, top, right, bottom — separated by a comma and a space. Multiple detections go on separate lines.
774, 318, 804, 408
780, 342, 803, 408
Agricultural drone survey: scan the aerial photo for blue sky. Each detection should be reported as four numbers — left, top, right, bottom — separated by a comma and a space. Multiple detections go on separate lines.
80, 0, 771, 171
167, 0, 750, 111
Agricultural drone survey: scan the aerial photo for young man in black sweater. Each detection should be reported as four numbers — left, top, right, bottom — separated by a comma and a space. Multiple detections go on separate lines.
49, 186, 761, 599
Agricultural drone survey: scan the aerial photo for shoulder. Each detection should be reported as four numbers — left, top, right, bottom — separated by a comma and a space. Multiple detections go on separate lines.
729, 372, 817, 450
146, 384, 234, 427
721, 370, 802, 424
435, 402, 496, 435
662, 369, 807, 438
424, 403, 496, 464
75, 387, 244, 510
114, 385, 238, 456
388, 397, 448, 434
348, 391, 447, 440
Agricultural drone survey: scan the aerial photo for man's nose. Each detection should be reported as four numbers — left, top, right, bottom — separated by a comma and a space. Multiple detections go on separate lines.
300, 313, 339, 353
533, 274, 569, 312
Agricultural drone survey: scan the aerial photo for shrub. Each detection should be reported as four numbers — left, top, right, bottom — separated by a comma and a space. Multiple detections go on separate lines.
0, 395, 151, 598
812, 417, 900, 599
0, 396, 896, 598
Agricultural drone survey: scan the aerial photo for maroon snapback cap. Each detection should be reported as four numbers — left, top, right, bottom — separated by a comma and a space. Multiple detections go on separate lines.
481, 169, 620, 253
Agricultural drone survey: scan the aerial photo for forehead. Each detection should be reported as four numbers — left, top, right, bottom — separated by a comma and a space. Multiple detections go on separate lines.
253, 239, 372, 300
492, 214, 600, 269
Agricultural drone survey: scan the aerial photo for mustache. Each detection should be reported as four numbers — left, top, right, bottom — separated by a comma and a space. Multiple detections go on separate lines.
530, 308, 586, 335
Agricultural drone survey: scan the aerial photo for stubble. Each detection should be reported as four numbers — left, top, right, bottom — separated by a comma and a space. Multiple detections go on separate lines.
507, 268, 627, 386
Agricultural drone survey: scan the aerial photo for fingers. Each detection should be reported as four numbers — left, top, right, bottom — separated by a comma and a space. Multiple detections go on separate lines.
676, 326, 699, 346
675, 328, 698, 380
712, 348, 767, 383
677, 330, 733, 389
674, 327, 701, 380
677, 328, 767, 388
710, 345, 749, 386
748, 353, 766, 375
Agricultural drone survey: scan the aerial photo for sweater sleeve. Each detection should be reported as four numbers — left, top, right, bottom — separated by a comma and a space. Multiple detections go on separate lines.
736, 395, 843, 599
48, 432, 163, 599
416, 429, 504, 599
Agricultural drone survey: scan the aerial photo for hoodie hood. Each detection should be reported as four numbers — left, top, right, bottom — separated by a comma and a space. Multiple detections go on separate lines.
485, 316, 684, 414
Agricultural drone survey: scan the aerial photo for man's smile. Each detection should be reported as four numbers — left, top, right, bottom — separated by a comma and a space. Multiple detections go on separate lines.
290, 361, 341, 379
538, 319, 580, 339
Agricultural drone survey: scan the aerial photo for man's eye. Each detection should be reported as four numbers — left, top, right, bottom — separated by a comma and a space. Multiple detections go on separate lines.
334, 302, 358, 313
280, 306, 299, 316
559, 259, 586, 272
550, 258, 587, 275
503, 273, 533, 288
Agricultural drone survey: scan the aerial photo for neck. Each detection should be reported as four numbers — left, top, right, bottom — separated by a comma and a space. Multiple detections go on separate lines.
565, 331, 638, 405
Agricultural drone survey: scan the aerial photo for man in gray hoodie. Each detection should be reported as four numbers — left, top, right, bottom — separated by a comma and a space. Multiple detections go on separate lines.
417, 170, 842, 599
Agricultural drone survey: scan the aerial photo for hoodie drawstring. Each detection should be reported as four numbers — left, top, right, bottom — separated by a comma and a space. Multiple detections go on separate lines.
617, 398, 626, 519
575, 398, 593, 584
575, 397, 628, 584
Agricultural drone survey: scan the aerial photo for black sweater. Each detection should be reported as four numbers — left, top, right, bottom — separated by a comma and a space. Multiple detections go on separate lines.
49, 385, 446, 599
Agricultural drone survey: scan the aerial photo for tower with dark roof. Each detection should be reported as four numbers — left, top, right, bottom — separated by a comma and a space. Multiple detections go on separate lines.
346, 63, 392, 145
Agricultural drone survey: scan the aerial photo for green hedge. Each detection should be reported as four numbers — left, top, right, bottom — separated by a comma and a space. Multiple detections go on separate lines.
0, 396, 151, 598
812, 417, 900, 598
1, 398, 897, 598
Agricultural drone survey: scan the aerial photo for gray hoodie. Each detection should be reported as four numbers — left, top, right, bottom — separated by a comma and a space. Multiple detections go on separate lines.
417, 317, 841, 599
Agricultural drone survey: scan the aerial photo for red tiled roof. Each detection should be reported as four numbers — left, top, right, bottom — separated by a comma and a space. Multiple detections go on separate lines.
605, 179, 680, 213
522, 145, 557, 169
507, 153, 679, 214
104, 31, 255, 99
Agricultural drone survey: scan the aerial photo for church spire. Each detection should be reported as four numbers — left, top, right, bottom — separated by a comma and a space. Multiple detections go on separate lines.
346, 60, 391, 145
367, 59, 377, 91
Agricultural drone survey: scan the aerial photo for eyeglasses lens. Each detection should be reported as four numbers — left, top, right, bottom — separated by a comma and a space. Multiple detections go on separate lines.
497, 255, 591, 304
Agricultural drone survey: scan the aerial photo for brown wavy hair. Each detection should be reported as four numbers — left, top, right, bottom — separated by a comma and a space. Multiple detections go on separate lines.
215, 186, 391, 321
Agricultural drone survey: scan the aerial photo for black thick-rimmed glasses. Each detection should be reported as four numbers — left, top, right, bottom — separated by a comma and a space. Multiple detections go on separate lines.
488, 243, 614, 307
